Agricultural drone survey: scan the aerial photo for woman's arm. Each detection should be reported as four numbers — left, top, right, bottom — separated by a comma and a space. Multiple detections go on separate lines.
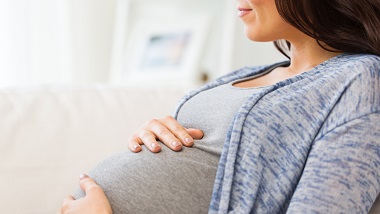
287, 112, 380, 213
59, 174, 112, 214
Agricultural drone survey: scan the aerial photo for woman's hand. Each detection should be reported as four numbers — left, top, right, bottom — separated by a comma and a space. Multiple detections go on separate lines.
128, 115, 204, 153
59, 174, 112, 214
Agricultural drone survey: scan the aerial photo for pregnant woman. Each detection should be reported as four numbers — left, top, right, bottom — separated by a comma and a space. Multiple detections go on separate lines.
60, 0, 380, 213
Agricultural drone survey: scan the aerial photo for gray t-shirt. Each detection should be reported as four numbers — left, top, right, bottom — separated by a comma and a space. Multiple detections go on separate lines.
74, 82, 265, 214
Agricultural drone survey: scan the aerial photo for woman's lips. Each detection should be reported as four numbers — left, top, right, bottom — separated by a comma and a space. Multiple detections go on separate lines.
237, 7, 252, 17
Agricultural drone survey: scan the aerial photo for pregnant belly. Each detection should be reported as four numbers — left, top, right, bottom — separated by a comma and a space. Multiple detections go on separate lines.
74, 146, 219, 214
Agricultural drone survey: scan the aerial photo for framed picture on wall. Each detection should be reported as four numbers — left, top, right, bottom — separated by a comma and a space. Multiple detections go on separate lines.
115, 15, 210, 88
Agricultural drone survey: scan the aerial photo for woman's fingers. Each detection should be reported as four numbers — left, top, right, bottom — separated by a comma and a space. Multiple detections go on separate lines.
79, 174, 101, 194
186, 128, 204, 139
162, 116, 195, 147
128, 115, 204, 153
138, 128, 161, 153
79, 174, 108, 199
128, 135, 142, 152
150, 124, 183, 151
64, 195, 75, 201
140, 118, 182, 152
60, 174, 112, 214
60, 195, 75, 213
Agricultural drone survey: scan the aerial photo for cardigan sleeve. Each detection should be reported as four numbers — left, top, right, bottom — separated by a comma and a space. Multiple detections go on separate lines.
286, 112, 380, 213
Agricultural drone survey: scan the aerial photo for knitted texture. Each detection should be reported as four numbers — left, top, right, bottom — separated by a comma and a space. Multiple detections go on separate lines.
173, 53, 380, 213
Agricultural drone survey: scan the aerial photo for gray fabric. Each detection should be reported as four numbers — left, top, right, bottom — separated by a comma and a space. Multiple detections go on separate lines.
185, 53, 379, 213
73, 83, 263, 214
73, 53, 380, 213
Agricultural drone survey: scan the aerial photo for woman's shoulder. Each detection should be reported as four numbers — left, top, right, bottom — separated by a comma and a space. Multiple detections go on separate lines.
333, 54, 379, 95
340, 53, 380, 61
337, 53, 379, 86
321, 54, 379, 129
328, 53, 380, 72
317, 53, 380, 89
308, 54, 380, 137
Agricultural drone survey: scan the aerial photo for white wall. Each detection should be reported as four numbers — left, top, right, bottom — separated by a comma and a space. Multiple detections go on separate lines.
0, 0, 116, 87
0, 0, 287, 87
0, 0, 70, 86
114, 0, 287, 83
68, 0, 116, 83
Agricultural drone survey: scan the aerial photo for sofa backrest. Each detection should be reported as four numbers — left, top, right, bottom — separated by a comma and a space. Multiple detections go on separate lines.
0, 84, 188, 213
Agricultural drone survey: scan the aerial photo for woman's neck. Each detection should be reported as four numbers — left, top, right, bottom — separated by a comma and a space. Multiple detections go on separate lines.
286, 37, 341, 74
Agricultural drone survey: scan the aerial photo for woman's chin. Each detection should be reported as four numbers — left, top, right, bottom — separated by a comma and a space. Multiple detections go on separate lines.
243, 28, 271, 42
245, 33, 273, 42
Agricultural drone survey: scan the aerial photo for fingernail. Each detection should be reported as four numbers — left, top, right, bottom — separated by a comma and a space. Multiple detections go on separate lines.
79, 173, 89, 180
133, 144, 140, 150
151, 143, 158, 149
171, 141, 181, 148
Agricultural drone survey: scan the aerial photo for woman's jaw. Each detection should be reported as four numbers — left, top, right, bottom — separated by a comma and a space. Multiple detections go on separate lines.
236, 0, 295, 43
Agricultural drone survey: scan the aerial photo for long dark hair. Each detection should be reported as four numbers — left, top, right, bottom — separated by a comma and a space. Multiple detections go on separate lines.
274, 0, 380, 58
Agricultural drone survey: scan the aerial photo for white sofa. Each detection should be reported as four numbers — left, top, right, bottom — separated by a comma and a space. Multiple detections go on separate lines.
1, 84, 379, 214
0, 84, 189, 213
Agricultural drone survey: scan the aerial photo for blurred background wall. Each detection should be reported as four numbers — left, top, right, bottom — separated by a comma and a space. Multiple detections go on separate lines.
0, 0, 116, 87
0, 0, 286, 88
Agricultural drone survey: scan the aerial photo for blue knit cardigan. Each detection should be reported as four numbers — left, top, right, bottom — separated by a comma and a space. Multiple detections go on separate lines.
173, 53, 380, 213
